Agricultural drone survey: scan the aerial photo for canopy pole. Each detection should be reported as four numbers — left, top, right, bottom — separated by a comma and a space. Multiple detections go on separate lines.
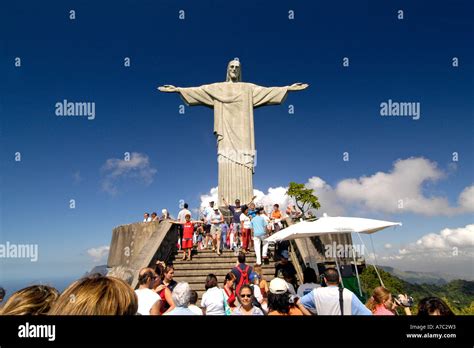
351, 235, 363, 297
356, 232, 385, 288
330, 234, 343, 288
305, 238, 320, 278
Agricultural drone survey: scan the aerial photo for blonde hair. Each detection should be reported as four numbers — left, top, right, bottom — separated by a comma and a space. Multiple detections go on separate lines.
366, 286, 392, 313
0, 285, 59, 315
254, 265, 263, 276
48, 275, 138, 315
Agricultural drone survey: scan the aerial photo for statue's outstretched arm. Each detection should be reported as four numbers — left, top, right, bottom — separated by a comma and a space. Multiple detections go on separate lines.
288, 83, 309, 91
158, 85, 179, 92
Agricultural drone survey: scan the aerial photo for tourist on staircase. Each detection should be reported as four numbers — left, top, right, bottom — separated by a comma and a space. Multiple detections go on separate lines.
249, 272, 265, 310
210, 207, 224, 255
163, 282, 196, 315
267, 278, 303, 316
251, 207, 269, 265
135, 267, 162, 315
297, 267, 321, 298
176, 203, 192, 250
220, 219, 230, 253
296, 268, 372, 316
188, 290, 203, 315
153, 263, 176, 314
223, 196, 256, 251
231, 284, 264, 316
253, 265, 269, 305
231, 252, 253, 295
239, 205, 252, 253
143, 212, 151, 222
274, 250, 297, 291
170, 214, 205, 261
223, 272, 237, 309
201, 274, 226, 315
202, 201, 215, 249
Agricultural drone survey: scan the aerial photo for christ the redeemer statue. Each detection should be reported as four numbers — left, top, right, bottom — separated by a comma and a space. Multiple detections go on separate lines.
159, 58, 308, 205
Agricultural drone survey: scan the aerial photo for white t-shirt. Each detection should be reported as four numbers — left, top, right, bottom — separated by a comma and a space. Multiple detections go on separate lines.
188, 304, 203, 315
253, 285, 263, 303
297, 283, 321, 298
135, 288, 161, 315
210, 211, 222, 226
240, 213, 252, 229
177, 209, 192, 222
201, 287, 225, 315
203, 206, 214, 224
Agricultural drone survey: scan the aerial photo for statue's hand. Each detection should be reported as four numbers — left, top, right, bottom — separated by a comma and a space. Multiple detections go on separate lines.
158, 85, 178, 92
289, 83, 309, 91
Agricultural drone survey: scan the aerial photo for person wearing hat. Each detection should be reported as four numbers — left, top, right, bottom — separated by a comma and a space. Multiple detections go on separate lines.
267, 278, 303, 316
210, 207, 224, 255
202, 201, 215, 249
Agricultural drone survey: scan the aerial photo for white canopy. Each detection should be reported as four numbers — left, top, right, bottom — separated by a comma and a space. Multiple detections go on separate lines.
264, 214, 402, 295
265, 215, 402, 243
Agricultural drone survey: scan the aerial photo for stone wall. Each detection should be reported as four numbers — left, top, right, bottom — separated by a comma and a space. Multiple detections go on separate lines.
106, 220, 178, 288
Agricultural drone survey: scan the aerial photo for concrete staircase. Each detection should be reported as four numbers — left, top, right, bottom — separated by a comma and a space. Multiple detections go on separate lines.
171, 248, 277, 300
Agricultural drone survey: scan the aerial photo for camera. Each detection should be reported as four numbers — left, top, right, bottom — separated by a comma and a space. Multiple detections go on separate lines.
394, 294, 414, 307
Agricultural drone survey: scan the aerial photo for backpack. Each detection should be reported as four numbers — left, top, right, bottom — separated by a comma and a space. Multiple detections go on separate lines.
235, 265, 250, 295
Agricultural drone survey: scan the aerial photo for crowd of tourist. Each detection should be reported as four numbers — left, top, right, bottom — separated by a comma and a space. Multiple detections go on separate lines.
0, 200, 457, 316
141, 198, 302, 265
0, 252, 456, 316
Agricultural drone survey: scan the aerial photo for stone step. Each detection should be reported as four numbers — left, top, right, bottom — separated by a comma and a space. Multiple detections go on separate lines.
175, 267, 275, 277
172, 258, 261, 265
172, 262, 276, 270
179, 251, 255, 257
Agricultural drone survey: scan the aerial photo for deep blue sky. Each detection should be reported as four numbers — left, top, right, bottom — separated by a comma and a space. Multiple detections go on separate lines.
1, 0, 473, 290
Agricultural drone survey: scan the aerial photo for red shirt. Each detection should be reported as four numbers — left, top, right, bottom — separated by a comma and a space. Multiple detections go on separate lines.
183, 222, 194, 239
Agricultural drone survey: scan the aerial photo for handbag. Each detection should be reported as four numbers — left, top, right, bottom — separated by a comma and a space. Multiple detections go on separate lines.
222, 289, 232, 316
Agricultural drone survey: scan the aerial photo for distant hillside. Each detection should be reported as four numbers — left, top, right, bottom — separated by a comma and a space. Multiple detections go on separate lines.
379, 266, 468, 285
360, 267, 474, 314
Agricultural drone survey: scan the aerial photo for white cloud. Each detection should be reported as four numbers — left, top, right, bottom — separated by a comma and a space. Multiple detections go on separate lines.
414, 224, 474, 250
100, 152, 157, 195
305, 177, 345, 215
254, 186, 291, 212
87, 245, 110, 262
335, 157, 473, 216
199, 187, 219, 211
384, 243, 392, 249
198, 157, 472, 218
385, 224, 474, 262
458, 185, 474, 212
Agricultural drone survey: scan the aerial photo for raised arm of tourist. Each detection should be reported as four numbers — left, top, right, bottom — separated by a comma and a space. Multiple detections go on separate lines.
169, 220, 204, 225
223, 197, 229, 207
247, 195, 257, 205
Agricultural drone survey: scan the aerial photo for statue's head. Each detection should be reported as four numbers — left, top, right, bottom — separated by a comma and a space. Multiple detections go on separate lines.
226, 58, 241, 82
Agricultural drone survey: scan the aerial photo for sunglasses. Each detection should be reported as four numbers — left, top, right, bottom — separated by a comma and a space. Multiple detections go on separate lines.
240, 294, 252, 298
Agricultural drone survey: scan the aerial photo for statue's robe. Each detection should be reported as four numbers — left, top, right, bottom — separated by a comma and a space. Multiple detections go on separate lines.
178, 82, 289, 203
